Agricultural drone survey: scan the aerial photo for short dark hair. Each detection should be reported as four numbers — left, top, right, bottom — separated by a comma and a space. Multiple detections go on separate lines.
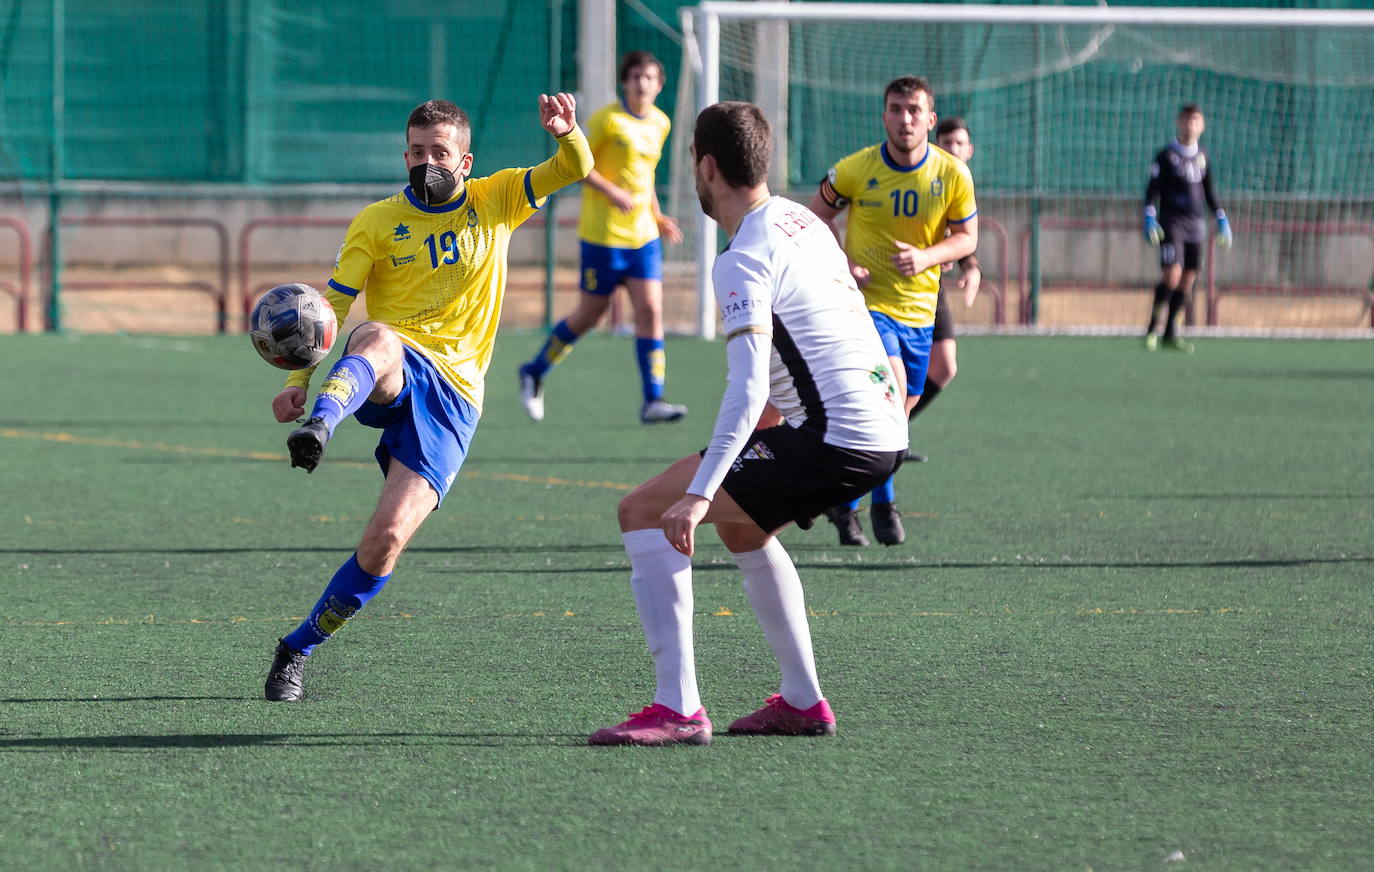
883, 76, 935, 109
935, 116, 969, 139
406, 100, 472, 153
619, 50, 664, 83
1179, 103, 1204, 118
693, 101, 771, 188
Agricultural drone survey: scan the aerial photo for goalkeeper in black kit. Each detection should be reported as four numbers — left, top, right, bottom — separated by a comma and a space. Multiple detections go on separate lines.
1142, 103, 1232, 353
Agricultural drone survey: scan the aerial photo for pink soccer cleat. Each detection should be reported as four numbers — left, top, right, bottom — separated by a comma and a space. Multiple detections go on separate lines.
728, 694, 837, 736
588, 703, 713, 746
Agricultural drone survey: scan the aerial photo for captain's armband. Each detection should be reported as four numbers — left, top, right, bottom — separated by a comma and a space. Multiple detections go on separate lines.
817, 177, 849, 210
725, 325, 770, 342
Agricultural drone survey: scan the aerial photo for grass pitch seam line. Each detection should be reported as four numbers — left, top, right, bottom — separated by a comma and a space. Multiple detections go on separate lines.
0, 427, 635, 491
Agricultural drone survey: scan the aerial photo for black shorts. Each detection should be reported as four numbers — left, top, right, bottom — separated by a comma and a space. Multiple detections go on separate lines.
1159, 225, 1203, 271
932, 290, 955, 342
707, 425, 904, 534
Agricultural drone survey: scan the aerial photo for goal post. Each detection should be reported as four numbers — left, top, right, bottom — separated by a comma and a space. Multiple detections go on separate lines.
671, 2, 1374, 338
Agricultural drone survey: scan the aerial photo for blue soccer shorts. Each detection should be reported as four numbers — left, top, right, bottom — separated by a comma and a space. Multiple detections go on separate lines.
579, 239, 663, 294
869, 311, 934, 396
353, 344, 478, 507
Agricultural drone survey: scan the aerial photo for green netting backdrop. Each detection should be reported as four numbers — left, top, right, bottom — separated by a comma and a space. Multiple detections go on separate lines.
0, 0, 576, 184
1, 0, 1370, 198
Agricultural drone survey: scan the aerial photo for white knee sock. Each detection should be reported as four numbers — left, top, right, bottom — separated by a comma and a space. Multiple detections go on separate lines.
622, 529, 701, 716
731, 539, 823, 710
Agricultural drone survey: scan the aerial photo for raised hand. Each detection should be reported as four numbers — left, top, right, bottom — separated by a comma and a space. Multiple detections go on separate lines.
539, 92, 578, 138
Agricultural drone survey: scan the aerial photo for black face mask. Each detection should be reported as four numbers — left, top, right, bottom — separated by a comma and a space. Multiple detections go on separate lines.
409, 162, 457, 206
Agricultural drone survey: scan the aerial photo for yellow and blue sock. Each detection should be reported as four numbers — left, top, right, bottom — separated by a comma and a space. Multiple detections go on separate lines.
636, 337, 666, 404
310, 354, 376, 433
524, 320, 580, 380
282, 553, 391, 655
870, 476, 896, 506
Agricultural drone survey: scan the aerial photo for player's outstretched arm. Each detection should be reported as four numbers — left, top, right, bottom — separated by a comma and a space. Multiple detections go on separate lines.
528, 93, 593, 201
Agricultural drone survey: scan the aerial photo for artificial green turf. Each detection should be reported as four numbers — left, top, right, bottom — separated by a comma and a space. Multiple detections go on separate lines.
2, 332, 1371, 870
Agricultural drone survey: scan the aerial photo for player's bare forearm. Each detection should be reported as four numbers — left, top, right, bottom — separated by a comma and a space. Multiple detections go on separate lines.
926, 229, 977, 265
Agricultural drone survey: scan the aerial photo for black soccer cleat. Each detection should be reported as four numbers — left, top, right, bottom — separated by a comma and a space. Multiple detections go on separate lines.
287, 416, 331, 473
870, 502, 906, 547
265, 639, 308, 702
823, 505, 869, 547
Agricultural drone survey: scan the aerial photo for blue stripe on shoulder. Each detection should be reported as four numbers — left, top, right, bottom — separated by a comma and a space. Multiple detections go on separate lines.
328, 279, 361, 297
524, 170, 546, 210
948, 210, 978, 224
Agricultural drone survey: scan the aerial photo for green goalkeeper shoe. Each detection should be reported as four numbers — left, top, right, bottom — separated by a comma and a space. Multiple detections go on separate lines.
1163, 336, 1195, 354
1143, 333, 1160, 351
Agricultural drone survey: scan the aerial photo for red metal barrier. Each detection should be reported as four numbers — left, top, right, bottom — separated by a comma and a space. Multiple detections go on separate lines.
1016, 219, 1164, 325
976, 217, 1009, 326
239, 217, 351, 331
42, 216, 231, 333
1206, 221, 1374, 329
1020, 217, 1374, 328
0, 217, 33, 331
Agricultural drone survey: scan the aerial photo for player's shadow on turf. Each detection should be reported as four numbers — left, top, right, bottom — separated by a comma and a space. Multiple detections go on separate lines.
0, 544, 625, 556
0, 695, 245, 703
0, 732, 590, 750
1093, 492, 1372, 500
465, 456, 681, 465
1212, 369, 1374, 380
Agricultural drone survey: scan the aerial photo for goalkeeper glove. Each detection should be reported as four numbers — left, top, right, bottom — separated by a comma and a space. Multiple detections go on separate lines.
1143, 207, 1164, 246
1216, 210, 1233, 250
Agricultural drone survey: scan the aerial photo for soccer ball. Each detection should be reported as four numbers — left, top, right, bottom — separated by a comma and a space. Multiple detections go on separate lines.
248, 283, 337, 370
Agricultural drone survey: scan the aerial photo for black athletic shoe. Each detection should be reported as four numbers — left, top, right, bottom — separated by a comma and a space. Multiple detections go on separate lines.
905, 450, 929, 463
287, 416, 330, 473
823, 505, 869, 547
870, 502, 906, 546
265, 639, 308, 702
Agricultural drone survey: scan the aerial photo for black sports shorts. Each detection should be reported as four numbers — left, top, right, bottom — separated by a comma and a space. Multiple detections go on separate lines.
705, 424, 904, 534
932, 289, 955, 343
1159, 223, 1203, 271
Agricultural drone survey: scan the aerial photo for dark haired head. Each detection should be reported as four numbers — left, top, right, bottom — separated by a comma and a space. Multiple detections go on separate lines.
407, 100, 472, 153
935, 116, 968, 139
693, 101, 771, 188
619, 50, 664, 83
884, 76, 935, 109
1179, 103, 1203, 118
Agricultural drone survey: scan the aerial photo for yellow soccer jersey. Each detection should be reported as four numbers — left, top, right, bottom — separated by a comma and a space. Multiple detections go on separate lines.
578, 100, 671, 249
285, 128, 592, 410
825, 142, 976, 327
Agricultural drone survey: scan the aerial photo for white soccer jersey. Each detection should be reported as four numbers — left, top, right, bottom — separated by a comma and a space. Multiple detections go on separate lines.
713, 197, 908, 452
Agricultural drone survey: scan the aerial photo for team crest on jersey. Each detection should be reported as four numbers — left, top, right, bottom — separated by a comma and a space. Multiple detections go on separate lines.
930, 178, 944, 198
393, 223, 411, 241
866, 177, 879, 190
467, 207, 479, 227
